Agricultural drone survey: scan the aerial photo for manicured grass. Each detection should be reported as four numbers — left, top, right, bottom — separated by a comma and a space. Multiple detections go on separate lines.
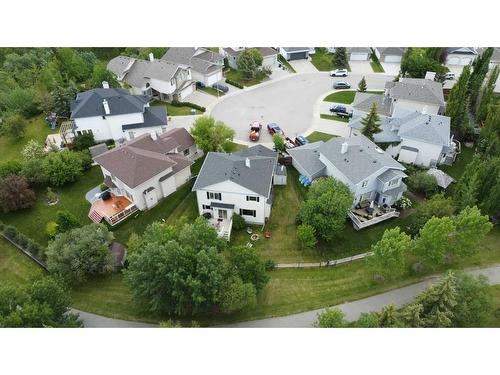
485, 285, 500, 327
306, 132, 336, 143
310, 49, 334, 71
0, 166, 103, 246
320, 114, 349, 122
151, 100, 204, 116
439, 145, 474, 181
323, 90, 357, 104
224, 69, 269, 87
370, 60, 385, 73
278, 56, 296, 73
0, 238, 45, 286
198, 86, 224, 97
0, 115, 53, 162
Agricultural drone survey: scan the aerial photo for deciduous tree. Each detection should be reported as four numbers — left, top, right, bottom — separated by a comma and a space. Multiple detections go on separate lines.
228, 246, 270, 292
236, 48, 263, 80
296, 224, 317, 250
0, 175, 36, 213
41, 150, 85, 186
412, 216, 455, 267
191, 116, 235, 153
0, 112, 28, 138
316, 308, 346, 328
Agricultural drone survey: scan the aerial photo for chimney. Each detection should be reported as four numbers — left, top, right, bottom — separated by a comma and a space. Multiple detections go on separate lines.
341, 142, 348, 154
149, 53, 154, 62
102, 81, 109, 89
102, 99, 110, 115
245, 157, 251, 168
150, 131, 158, 140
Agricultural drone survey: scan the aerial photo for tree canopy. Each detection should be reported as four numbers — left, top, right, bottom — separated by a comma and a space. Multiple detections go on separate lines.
191, 116, 235, 153
236, 48, 263, 80
360, 103, 382, 141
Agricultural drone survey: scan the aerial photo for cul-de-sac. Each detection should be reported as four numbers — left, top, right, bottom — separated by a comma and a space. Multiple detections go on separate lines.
0, 47, 499, 328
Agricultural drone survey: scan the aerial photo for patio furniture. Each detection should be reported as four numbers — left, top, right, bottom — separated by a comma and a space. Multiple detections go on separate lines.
264, 231, 272, 238
246, 227, 253, 235
250, 234, 260, 241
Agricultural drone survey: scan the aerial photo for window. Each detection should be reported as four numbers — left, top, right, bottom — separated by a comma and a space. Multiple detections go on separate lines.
129, 131, 135, 139
207, 192, 221, 200
240, 209, 256, 217
125, 190, 133, 201
183, 148, 190, 156
389, 178, 399, 187
202, 204, 211, 210
246, 196, 259, 202
361, 180, 368, 188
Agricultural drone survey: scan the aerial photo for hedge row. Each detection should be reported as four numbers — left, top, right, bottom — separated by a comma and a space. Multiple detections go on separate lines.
0, 222, 46, 261
170, 100, 206, 112
225, 79, 244, 89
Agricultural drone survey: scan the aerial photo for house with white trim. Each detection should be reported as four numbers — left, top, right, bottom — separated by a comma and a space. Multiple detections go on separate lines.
220, 47, 279, 70
374, 47, 406, 63
445, 47, 478, 66
70, 84, 168, 143
278, 47, 312, 61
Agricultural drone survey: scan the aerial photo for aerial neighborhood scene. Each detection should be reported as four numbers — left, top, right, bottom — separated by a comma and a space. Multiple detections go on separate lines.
2, 45, 500, 330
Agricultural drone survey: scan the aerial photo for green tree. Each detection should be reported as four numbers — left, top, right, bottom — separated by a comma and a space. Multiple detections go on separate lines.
468, 47, 494, 113
21, 139, 44, 161
360, 103, 382, 141
352, 312, 380, 327
87, 62, 120, 89
406, 193, 455, 236
445, 64, 471, 134
316, 308, 346, 328
56, 210, 82, 233
0, 87, 39, 117
358, 76, 367, 92
399, 303, 424, 327
412, 216, 456, 267
41, 150, 85, 186
367, 227, 412, 280
50, 83, 79, 117
236, 48, 263, 80
191, 116, 235, 153
231, 213, 246, 230
378, 304, 403, 327
407, 170, 439, 197
296, 224, 317, 250
0, 160, 23, 178
21, 158, 47, 185
73, 132, 95, 151
228, 246, 270, 292
400, 48, 448, 80
478, 102, 500, 157
46, 224, 114, 285
0, 175, 36, 213
452, 272, 493, 327
298, 177, 353, 242
451, 206, 492, 258
476, 66, 499, 123
0, 112, 28, 138
332, 48, 348, 69
273, 133, 285, 153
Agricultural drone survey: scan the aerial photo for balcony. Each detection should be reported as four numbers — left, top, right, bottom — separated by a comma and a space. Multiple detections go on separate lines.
208, 217, 233, 241
88, 193, 138, 226
348, 205, 400, 230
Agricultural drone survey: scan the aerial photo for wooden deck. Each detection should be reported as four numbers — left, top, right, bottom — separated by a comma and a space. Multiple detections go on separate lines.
89, 194, 138, 225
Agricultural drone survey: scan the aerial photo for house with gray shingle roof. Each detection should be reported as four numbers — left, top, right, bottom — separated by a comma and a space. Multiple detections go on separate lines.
193, 145, 284, 238
288, 134, 407, 208
221, 47, 278, 70
107, 53, 195, 102
70, 84, 168, 142
89, 128, 197, 225
347, 47, 372, 61
445, 47, 478, 66
162, 47, 225, 87
374, 47, 406, 63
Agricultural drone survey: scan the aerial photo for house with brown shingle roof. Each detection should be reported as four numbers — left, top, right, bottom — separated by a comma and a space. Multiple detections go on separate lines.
88, 128, 200, 225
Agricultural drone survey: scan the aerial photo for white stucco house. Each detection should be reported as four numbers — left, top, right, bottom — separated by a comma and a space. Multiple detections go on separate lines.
70, 85, 168, 143
107, 54, 195, 101
89, 128, 199, 226
445, 47, 478, 66
192, 145, 286, 240
374, 47, 406, 63
287, 135, 407, 229
162, 47, 224, 87
221, 47, 279, 70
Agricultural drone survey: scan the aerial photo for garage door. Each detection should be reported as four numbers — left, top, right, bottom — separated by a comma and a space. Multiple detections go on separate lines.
447, 56, 460, 65
289, 51, 307, 60
179, 83, 194, 100
384, 55, 402, 63
350, 53, 368, 61
206, 71, 222, 86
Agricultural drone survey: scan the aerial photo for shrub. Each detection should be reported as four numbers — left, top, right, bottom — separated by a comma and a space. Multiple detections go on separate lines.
0, 160, 23, 178
0, 112, 28, 138
296, 224, 317, 249
73, 133, 95, 151
225, 79, 244, 89
26, 240, 45, 259
99, 183, 108, 192
0, 175, 36, 213
46, 187, 57, 203
56, 210, 81, 233
264, 259, 276, 271
41, 150, 85, 186
395, 196, 412, 210
170, 100, 205, 112
0, 222, 5, 232
3, 225, 18, 240
407, 171, 439, 197
46, 221, 59, 238
16, 233, 29, 248
231, 213, 246, 230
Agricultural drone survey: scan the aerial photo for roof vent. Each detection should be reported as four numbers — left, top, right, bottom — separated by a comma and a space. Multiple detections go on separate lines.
149, 53, 154, 62
245, 157, 251, 168
102, 81, 109, 89
102, 99, 110, 115
341, 142, 348, 154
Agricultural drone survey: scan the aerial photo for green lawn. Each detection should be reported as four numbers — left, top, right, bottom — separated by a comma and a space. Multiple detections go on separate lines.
320, 114, 349, 122
278, 56, 296, 73
323, 90, 357, 104
198, 86, 224, 97
370, 59, 385, 73
0, 115, 53, 162
0, 238, 45, 286
306, 132, 336, 143
485, 285, 500, 327
439, 145, 474, 181
310, 49, 334, 71
151, 100, 204, 116
0, 166, 103, 246
225, 69, 269, 87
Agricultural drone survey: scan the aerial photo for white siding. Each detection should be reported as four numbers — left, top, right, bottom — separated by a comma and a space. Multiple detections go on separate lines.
74, 112, 146, 142
383, 55, 402, 63
399, 138, 444, 168
262, 54, 278, 69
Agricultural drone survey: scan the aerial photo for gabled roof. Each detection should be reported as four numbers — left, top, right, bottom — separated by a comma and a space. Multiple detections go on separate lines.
375, 47, 406, 56
235, 144, 277, 158
162, 47, 223, 75
122, 106, 167, 131
385, 78, 445, 106
192, 145, 276, 198
318, 135, 405, 184
223, 47, 278, 58
427, 168, 455, 189
347, 47, 372, 54
397, 112, 451, 146
93, 128, 194, 188
286, 142, 326, 177
281, 47, 310, 53
446, 47, 478, 55
70, 88, 148, 119
89, 143, 108, 158
352, 92, 392, 117
377, 169, 407, 183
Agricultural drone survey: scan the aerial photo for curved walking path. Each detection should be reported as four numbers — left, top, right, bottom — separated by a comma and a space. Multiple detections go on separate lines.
74, 265, 500, 328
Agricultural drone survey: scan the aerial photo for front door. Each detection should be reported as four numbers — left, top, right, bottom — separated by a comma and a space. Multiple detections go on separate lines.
218, 209, 228, 219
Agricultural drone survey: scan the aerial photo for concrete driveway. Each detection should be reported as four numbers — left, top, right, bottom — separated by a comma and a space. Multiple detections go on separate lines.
349, 61, 373, 75
189, 90, 218, 107
288, 59, 319, 73
381, 62, 401, 75
210, 73, 394, 142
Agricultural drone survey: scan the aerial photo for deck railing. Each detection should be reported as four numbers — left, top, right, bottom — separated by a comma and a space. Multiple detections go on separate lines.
348, 209, 400, 230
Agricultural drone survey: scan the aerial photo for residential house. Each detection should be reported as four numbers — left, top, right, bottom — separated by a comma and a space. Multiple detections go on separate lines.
70, 84, 168, 142
107, 54, 195, 101
347, 47, 372, 61
278, 47, 311, 61
89, 128, 199, 226
221, 47, 279, 70
374, 47, 406, 63
445, 47, 478, 66
162, 47, 224, 87
192, 145, 285, 239
349, 111, 459, 167
287, 135, 407, 229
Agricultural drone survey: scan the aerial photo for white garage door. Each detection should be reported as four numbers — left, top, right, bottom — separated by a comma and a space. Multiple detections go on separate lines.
384, 55, 402, 63
447, 56, 474, 66
350, 53, 368, 61
206, 71, 222, 86
179, 83, 194, 100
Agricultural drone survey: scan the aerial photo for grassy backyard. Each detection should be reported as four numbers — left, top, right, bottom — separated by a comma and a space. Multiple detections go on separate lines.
310, 48, 350, 72
225, 69, 269, 87
0, 115, 53, 162
306, 132, 336, 143
320, 114, 349, 122
439, 144, 474, 180
0, 238, 44, 285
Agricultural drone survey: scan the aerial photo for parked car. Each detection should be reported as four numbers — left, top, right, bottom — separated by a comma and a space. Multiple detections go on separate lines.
285, 138, 296, 149
212, 83, 229, 93
196, 81, 206, 88
249, 121, 262, 141
336, 111, 353, 119
329, 105, 348, 114
295, 135, 309, 146
267, 123, 284, 136
445, 72, 456, 80
330, 69, 348, 77
333, 81, 351, 89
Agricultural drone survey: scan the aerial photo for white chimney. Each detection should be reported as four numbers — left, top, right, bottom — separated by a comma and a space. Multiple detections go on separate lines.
150, 131, 158, 140
341, 142, 348, 154
149, 53, 154, 62
245, 157, 251, 168
102, 81, 109, 89
102, 99, 110, 115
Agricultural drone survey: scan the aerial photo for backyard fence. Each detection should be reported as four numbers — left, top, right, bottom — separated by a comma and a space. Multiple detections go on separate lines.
274, 251, 374, 269
0, 228, 48, 270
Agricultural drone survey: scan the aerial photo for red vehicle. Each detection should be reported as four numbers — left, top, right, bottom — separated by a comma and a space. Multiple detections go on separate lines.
267, 123, 284, 136
249, 121, 262, 141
